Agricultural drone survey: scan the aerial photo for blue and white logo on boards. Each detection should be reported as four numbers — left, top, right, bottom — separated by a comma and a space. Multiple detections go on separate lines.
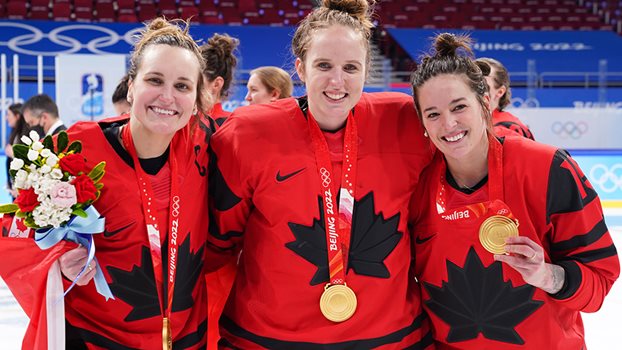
81, 73, 103, 119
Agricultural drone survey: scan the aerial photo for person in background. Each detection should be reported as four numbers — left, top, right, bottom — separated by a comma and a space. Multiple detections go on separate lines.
111, 74, 131, 115
475, 57, 534, 140
4, 103, 30, 198
200, 33, 239, 128
0, 18, 212, 348
208, 0, 434, 348
198, 31, 241, 349
245, 66, 293, 105
410, 33, 619, 349
22, 93, 67, 136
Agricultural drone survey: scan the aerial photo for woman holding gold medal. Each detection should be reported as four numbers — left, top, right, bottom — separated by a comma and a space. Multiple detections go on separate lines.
410, 33, 620, 349
208, 0, 435, 348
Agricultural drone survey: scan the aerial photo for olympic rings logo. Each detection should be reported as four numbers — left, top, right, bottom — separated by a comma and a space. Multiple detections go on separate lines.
171, 196, 180, 217
320, 167, 331, 188
588, 164, 622, 194
0, 22, 137, 56
551, 121, 588, 139
510, 97, 540, 109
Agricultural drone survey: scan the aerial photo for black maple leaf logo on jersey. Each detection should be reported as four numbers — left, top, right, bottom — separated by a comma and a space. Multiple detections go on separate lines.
107, 235, 204, 321
193, 118, 213, 177
424, 247, 543, 345
286, 192, 402, 285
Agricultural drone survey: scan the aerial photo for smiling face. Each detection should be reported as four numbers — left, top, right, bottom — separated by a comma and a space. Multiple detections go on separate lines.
295, 24, 366, 130
418, 74, 489, 163
245, 73, 275, 105
127, 44, 200, 139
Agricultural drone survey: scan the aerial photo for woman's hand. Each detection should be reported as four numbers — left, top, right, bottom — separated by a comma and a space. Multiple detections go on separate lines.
494, 236, 565, 294
59, 246, 97, 286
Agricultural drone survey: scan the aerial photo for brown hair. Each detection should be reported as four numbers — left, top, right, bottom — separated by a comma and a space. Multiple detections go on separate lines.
250, 66, 293, 99
476, 57, 511, 111
200, 33, 239, 99
292, 0, 375, 72
128, 17, 211, 113
411, 33, 492, 130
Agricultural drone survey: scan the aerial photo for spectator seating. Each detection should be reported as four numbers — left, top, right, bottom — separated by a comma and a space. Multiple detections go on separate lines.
0, 0, 619, 35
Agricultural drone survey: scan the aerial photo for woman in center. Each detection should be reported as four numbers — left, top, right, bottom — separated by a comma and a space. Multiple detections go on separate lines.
209, 0, 434, 348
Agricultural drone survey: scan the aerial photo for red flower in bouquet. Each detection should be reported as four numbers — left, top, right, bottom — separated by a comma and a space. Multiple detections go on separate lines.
72, 174, 97, 203
16, 188, 40, 213
59, 153, 87, 175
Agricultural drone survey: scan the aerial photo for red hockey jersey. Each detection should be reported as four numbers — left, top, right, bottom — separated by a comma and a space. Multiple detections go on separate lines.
209, 92, 435, 349
492, 110, 534, 140
1, 116, 211, 349
198, 106, 238, 350
411, 136, 619, 349
210, 103, 231, 129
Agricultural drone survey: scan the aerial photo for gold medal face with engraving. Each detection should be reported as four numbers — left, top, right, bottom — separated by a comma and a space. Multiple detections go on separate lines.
163, 317, 172, 350
320, 284, 357, 322
479, 215, 519, 254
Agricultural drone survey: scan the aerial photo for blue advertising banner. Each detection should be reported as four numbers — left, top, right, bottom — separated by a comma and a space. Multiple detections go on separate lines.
510, 88, 622, 108
572, 152, 622, 203
0, 20, 295, 76
389, 28, 622, 77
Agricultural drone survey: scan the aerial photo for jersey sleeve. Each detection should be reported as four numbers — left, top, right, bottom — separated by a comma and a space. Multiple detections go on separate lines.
206, 115, 253, 272
545, 149, 620, 312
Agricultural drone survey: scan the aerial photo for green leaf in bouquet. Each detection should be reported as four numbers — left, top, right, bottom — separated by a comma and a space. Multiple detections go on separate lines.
15, 210, 26, 218
42, 135, 54, 150
95, 182, 104, 190
88, 161, 106, 183
72, 208, 88, 218
57, 131, 69, 153
0, 204, 18, 214
24, 216, 37, 228
13, 144, 30, 163
67, 140, 82, 154
9, 169, 16, 179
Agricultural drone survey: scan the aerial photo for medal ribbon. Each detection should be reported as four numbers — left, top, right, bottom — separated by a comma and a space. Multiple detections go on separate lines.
307, 110, 358, 286
121, 124, 180, 348
436, 133, 504, 213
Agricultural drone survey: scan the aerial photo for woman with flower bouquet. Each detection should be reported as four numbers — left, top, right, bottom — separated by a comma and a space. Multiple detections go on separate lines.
0, 18, 213, 349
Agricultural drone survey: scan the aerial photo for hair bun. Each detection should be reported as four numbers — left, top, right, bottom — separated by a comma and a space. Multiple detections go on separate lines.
322, 0, 372, 24
433, 33, 473, 58
475, 60, 491, 76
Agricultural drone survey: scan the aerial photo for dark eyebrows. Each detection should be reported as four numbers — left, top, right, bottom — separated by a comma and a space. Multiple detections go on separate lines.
422, 97, 467, 113
144, 71, 194, 83
311, 58, 363, 66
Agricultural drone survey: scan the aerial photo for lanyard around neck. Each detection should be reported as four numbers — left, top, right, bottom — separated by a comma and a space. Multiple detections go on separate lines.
121, 124, 181, 346
307, 110, 358, 285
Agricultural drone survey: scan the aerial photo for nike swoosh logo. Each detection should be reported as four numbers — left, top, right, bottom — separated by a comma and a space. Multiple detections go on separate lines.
415, 233, 437, 244
276, 167, 306, 183
104, 222, 135, 237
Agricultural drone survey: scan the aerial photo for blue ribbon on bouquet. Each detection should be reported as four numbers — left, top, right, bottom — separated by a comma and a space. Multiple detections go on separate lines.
34, 205, 114, 301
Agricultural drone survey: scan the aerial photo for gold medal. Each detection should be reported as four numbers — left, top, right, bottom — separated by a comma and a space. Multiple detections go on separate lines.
162, 317, 172, 350
320, 283, 357, 322
479, 215, 519, 254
